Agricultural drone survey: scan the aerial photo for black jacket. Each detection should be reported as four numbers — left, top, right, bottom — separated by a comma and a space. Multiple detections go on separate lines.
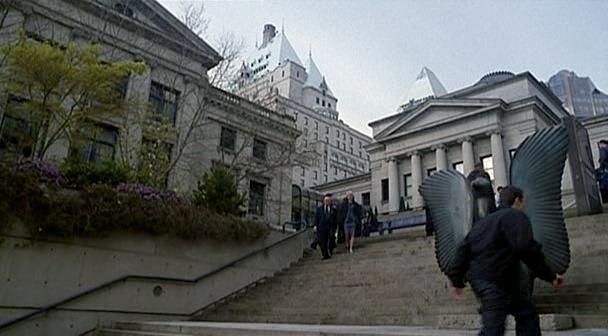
448, 207, 556, 289
337, 200, 362, 227
314, 205, 337, 232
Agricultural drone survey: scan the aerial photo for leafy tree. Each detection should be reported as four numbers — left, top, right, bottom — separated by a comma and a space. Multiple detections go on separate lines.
192, 165, 245, 216
0, 34, 147, 159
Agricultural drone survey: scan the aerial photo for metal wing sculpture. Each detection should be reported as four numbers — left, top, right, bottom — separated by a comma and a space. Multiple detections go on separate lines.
420, 169, 474, 275
510, 125, 571, 274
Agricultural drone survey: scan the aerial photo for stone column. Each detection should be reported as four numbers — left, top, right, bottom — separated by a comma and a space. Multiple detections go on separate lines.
490, 130, 508, 188
461, 137, 475, 175
387, 157, 400, 212
410, 151, 424, 209
434, 144, 448, 171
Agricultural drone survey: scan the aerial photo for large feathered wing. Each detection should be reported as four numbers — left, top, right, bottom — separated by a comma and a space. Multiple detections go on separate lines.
420, 169, 474, 275
510, 126, 571, 274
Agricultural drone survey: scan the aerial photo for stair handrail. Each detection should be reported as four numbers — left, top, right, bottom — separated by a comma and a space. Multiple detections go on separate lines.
0, 228, 310, 332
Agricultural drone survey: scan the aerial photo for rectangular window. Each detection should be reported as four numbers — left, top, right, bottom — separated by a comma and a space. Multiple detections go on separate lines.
316, 97, 320, 104
359, 151, 362, 158
336, 140, 340, 148
452, 161, 464, 174
248, 181, 265, 216
350, 147, 353, 154
0, 97, 37, 156
325, 126, 329, 134
334, 167, 338, 175
296, 71, 300, 78
71, 123, 118, 164
404, 174, 413, 202
324, 175, 328, 183
337, 129, 340, 138
362, 192, 371, 206
305, 117, 308, 125
314, 171, 318, 180
253, 138, 267, 160
149, 81, 179, 125
220, 127, 236, 151
314, 132, 318, 140
381, 178, 389, 202
350, 137, 353, 145
314, 121, 318, 130
328, 103, 331, 108
301, 167, 305, 177
359, 141, 362, 149
325, 136, 329, 143
322, 100, 325, 107
481, 155, 495, 181
342, 133, 346, 140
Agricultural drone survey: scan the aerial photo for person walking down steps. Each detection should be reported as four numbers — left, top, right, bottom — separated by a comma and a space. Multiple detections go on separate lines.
339, 191, 362, 254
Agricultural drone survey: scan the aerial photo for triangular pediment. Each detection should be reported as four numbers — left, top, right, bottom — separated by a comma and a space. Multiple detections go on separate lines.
90, 0, 221, 67
376, 99, 502, 140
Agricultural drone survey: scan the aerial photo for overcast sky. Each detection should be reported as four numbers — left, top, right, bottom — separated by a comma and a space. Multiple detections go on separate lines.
158, 0, 608, 136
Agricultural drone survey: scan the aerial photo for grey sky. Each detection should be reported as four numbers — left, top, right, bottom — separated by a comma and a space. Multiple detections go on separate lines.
158, 0, 608, 136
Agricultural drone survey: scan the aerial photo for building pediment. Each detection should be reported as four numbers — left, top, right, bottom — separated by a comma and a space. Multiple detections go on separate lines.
375, 98, 503, 141
62, 0, 221, 68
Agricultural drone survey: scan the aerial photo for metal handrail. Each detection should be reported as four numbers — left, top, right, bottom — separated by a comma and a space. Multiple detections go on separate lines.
0, 228, 310, 332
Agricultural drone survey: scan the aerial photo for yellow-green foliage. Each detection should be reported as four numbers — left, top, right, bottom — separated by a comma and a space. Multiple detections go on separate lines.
0, 34, 147, 158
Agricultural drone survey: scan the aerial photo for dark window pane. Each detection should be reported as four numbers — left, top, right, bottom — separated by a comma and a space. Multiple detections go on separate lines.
220, 127, 236, 151
248, 181, 265, 216
381, 178, 389, 202
149, 82, 180, 125
253, 138, 267, 160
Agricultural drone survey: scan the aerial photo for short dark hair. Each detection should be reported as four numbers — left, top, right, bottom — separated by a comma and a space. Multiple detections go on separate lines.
324, 193, 332, 198
474, 162, 484, 170
499, 185, 524, 208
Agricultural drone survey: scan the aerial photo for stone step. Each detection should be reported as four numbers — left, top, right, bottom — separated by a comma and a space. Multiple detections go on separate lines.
96, 322, 608, 336
435, 314, 573, 331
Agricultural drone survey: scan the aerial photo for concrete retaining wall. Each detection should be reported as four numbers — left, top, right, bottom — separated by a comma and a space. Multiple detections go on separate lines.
0, 222, 310, 336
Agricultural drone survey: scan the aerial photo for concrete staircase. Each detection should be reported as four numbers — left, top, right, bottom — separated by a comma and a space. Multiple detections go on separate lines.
95, 321, 608, 336
95, 212, 608, 335
194, 212, 608, 329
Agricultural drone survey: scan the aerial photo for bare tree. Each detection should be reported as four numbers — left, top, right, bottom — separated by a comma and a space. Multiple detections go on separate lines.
179, 2, 209, 38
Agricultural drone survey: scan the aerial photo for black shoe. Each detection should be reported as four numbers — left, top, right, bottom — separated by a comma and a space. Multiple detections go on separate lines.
310, 243, 317, 250
322, 256, 330, 260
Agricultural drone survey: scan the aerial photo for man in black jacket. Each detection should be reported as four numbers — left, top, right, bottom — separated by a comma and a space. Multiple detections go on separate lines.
313, 193, 337, 260
448, 185, 564, 336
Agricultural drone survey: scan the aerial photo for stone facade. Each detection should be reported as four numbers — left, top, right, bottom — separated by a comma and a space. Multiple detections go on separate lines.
234, 24, 372, 189
315, 70, 608, 215
0, 0, 298, 225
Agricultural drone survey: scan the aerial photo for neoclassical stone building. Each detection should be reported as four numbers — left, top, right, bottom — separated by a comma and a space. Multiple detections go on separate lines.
0, 0, 299, 225
316, 70, 608, 215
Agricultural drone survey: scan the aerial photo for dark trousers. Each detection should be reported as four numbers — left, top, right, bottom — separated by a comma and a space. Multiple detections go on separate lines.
317, 229, 330, 258
471, 280, 540, 336
601, 188, 608, 204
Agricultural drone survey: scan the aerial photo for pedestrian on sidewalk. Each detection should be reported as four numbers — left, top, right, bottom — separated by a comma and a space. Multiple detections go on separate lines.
447, 185, 564, 336
313, 193, 337, 260
338, 191, 361, 254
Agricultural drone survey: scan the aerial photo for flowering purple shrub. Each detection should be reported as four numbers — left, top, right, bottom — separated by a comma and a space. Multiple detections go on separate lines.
12, 156, 62, 184
116, 182, 186, 206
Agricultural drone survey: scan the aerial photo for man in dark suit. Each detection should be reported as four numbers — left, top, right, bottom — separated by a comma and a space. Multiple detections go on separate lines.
314, 193, 337, 260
